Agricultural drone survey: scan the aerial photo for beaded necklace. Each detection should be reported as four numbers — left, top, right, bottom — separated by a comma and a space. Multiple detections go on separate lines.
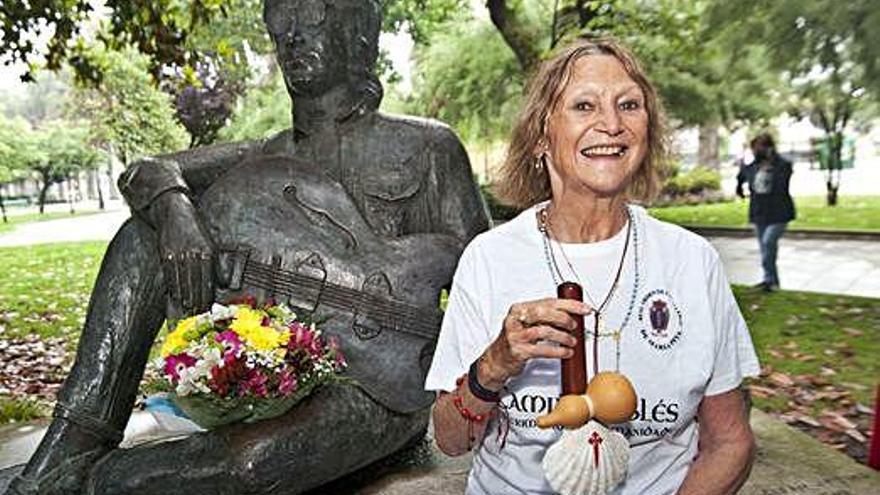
538, 204, 641, 372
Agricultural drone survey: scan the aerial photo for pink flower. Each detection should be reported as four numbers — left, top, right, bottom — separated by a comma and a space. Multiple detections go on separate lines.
288, 322, 323, 357
164, 353, 197, 383
240, 369, 269, 398
327, 335, 347, 371
278, 368, 298, 396
215, 331, 243, 363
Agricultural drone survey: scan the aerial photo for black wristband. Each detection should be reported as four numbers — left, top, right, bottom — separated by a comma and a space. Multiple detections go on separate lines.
468, 359, 501, 403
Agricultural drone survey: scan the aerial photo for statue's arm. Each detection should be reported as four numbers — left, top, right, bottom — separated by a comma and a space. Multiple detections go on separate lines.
117, 141, 261, 214
115, 140, 262, 317
430, 125, 491, 246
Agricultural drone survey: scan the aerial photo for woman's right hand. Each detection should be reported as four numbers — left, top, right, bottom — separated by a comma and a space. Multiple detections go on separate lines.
479, 298, 593, 390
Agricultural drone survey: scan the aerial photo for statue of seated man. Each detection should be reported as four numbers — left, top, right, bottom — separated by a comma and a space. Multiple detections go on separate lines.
7, 1, 489, 493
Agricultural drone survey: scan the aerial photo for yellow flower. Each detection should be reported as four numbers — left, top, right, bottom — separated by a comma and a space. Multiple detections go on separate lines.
230, 307, 287, 351
161, 327, 189, 357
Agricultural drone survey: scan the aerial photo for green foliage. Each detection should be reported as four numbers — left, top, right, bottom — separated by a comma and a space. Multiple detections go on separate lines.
382, 0, 470, 45
217, 72, 290, 143
407, 14, 525, 143
706, 0, 876, 197
662, 165, 722, 196
71, 47, 187, 163
0, 397, 48, 424
589, 0, 782, 129
0, 115, 33, 185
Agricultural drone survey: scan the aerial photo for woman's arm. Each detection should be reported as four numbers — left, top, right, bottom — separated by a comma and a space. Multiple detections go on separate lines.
432, 299, 588, 456
677, 387, 756, 495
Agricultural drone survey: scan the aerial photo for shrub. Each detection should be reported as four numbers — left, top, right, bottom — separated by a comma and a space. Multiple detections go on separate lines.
662, 165, 721, 196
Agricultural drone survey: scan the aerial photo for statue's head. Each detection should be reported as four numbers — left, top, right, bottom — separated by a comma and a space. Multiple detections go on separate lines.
264, 0, 383, 112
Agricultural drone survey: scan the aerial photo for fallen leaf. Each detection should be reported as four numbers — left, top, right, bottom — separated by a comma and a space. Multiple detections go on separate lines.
768, 372, 794, 387
844, 429, 867, 443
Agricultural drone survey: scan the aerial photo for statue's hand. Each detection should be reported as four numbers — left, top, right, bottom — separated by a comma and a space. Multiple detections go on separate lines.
152, 191, 216, 316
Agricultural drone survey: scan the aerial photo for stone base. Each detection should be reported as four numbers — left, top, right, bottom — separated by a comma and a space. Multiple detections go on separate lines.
2, 409, 878, 494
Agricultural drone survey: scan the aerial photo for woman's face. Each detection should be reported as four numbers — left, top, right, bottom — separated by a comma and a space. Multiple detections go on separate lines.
544, 54, 649, 200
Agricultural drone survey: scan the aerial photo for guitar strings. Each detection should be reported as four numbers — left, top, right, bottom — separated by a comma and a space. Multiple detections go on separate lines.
241, 265, 440, 339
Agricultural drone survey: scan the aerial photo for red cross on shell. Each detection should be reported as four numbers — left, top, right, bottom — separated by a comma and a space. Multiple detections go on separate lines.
588, 431, 603, 467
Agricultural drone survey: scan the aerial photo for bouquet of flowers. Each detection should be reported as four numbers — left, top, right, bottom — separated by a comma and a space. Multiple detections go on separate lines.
155, 298, 346, 428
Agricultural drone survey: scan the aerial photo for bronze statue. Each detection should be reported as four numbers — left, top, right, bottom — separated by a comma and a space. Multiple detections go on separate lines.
6, 0, 489, 493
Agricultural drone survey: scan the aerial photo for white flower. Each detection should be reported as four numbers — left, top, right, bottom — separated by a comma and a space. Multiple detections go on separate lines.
210, 303, 237, 322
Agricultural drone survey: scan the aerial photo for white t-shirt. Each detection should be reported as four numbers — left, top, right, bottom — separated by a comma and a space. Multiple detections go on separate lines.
425, 204, 760, 495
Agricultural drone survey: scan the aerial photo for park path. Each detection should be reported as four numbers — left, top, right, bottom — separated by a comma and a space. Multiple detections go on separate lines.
1, 208, 878, 299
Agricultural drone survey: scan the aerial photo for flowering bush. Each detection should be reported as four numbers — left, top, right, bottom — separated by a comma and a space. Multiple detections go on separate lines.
155, 299, 346, 428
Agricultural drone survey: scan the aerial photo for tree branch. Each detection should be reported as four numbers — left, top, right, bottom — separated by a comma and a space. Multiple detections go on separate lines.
486, 0, 542, 73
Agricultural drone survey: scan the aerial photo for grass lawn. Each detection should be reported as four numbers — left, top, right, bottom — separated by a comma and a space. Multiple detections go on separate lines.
0, 210, 108, 235
0, 242, 107, 342
649, 195, 880, 231
734, 286, 879, 412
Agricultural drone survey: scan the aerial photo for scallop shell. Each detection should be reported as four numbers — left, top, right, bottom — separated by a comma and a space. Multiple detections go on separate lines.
542, 420, 629, 495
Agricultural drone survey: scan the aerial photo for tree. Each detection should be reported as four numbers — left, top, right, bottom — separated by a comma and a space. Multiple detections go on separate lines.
402, 0, 783, 170
408, 13, 525, 143
0, 115, 32, 222
707, 0, 878, 204
72, 47, 188, 167
15, 120, 99, 214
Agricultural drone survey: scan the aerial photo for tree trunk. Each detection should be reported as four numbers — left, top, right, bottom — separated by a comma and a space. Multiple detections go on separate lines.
697, 122, 720, 169
38, 181, 50, 214
0, 194, 6, 223
824, 131, 843, 207
67, 175, 76, 214
97, 172, 105, 210
486, 0, 542, 73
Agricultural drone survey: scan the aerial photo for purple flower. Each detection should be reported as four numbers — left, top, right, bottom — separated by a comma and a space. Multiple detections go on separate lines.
215, 331, 243, 363
164, 353, 197, 383
278, 368, 298, 396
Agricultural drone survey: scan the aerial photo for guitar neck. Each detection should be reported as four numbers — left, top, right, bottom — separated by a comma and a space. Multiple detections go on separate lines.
241, 259, 442, 341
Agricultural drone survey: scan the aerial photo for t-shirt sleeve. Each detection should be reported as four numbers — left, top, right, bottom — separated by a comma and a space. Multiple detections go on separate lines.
424, 241, 494, 393
704, 250, 761, 396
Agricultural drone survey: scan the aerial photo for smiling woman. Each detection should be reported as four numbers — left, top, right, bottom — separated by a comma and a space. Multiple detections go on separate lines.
426, 38, 760, 495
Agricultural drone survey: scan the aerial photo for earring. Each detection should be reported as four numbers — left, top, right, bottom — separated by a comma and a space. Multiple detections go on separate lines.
534, 154, 545, 170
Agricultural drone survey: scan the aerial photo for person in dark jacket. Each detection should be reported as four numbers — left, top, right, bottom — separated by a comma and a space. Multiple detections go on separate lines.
736, 133, 796, 292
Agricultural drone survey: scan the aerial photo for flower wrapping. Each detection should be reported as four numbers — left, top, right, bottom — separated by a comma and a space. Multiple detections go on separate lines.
154, 299, 346, 428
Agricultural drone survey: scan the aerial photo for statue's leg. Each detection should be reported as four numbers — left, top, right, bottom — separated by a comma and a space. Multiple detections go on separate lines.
8, 218, 167, 495
86, 383, 429, 495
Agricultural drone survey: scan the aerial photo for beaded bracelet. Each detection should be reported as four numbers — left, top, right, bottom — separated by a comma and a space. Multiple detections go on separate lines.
452, 375, 488, 448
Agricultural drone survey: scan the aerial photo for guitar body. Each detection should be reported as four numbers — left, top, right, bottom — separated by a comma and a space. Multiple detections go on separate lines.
198, 155, 460, 413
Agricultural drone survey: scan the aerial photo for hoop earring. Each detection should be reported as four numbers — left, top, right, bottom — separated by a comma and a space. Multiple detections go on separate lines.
534, 154, 546, 170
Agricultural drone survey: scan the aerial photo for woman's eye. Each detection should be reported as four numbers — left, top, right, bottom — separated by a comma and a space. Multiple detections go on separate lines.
620, 100, 642, 111
574, 102, 593, 111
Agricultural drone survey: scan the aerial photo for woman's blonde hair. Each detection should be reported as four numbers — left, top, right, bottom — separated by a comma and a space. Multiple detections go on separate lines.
494, 37, 668, 208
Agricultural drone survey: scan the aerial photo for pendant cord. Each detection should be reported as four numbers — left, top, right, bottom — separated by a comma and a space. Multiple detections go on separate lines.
539, 206, 631, 376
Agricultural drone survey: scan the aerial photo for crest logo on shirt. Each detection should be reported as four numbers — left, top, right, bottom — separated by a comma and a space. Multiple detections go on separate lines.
638, 289, 683, 351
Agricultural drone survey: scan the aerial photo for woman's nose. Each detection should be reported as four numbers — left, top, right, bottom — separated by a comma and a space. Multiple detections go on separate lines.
596, 106, 623, 136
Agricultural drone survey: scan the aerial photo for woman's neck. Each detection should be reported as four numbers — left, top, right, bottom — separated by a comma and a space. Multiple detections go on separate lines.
544, 195, 628, 243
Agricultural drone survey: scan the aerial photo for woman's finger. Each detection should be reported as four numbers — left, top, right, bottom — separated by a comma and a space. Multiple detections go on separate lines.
520, 325, 577, 347
521, 341, 574, 360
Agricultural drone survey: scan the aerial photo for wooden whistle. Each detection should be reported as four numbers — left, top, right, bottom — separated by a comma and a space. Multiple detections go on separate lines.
557, 282, 587, 395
